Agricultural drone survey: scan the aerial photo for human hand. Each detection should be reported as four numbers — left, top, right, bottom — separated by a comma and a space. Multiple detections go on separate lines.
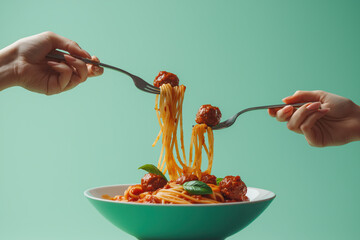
0, 31, 103, 95
268, 91, 360, 147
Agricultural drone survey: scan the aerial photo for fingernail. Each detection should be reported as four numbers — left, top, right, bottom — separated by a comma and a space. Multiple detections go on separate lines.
282, 96, 291, 102
92, 56, 100, 63
306, 102, 321, 110
318, 108, 330, 113
93, 66, 103, 74
64, 55, 77, 62
83, 50, 91, 59
47, 61, 58, 66
283, 105, 292, 113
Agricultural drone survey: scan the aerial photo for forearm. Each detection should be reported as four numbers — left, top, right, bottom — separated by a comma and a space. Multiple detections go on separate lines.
0, 44, 19, 91
353, 103, 360, 142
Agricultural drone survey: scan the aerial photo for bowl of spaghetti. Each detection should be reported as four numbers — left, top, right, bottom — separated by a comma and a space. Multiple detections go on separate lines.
85, 184, 275, 240
85, 72, 276, 239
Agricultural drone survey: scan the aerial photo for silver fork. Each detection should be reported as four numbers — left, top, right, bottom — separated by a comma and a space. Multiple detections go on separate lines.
212, 103, 309, 130
46, 52, 160, 94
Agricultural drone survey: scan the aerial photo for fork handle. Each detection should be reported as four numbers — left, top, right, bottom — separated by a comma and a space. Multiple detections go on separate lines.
238, 103, 310, 116
232, 102, 311, 120
251, 102, 308, 110
212, 102, 312, 130
46, 52, 134, 77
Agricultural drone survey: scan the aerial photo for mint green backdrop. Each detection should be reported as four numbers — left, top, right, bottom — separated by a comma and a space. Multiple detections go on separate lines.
0, 0, 359, 239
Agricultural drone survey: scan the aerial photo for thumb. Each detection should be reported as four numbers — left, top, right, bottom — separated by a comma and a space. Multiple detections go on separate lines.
283, 90, 325, 104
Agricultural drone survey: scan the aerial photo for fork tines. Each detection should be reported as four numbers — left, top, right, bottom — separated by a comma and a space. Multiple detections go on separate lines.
144, 85, 160, 94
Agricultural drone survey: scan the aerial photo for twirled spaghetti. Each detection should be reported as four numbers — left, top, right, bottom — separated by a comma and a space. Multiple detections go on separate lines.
105, 72, 248, 204
153, 84, 214, 181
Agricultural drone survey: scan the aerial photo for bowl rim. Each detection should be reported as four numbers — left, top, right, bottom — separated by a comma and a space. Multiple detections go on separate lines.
84, 184, 276, 207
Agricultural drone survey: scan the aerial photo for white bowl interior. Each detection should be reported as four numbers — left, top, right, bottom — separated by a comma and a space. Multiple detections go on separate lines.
85, 184, 275, 203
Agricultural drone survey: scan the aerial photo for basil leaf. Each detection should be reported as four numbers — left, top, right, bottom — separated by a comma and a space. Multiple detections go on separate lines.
216, 178, 223, 185
183, 180, 213, 195
138, 164, 168, 181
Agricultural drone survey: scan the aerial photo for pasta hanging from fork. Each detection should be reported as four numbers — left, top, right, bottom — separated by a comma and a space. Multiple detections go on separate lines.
153, 83, 214, 181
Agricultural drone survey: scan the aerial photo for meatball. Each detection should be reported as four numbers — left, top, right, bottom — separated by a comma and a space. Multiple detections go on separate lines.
141, 173, 167, 191
219, 176, 247, 201
195, 104, 222, 126
153, 71, 179, 88
176, 174, 198, 185
201, 173, 217, 185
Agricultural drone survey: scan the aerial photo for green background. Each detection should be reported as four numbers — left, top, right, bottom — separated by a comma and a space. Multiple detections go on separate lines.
0, 0, 359, 239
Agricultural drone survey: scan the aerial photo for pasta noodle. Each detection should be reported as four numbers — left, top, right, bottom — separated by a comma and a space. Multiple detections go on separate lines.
153, 84, 214, 181
109, 182, 224, 204
105, 76, 248, 204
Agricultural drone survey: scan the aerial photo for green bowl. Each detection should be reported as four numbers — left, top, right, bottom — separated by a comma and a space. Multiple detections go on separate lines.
84, 184, 275, 240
